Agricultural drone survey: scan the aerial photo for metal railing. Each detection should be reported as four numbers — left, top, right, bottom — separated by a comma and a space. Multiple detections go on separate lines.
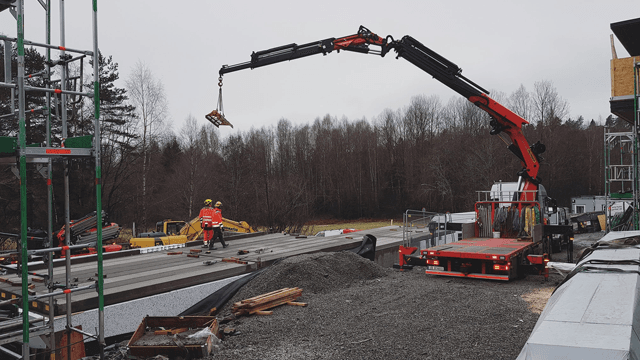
402, 209, 462, 249
476, 189, 540, 203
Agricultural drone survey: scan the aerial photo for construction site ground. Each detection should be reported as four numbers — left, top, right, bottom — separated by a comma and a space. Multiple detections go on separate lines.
93, 231, 605, 360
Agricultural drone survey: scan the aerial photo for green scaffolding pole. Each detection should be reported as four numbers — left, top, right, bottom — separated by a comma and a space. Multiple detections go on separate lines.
16, 0, 31, 357
45, 0, 56, 357
92, 1, 106, 358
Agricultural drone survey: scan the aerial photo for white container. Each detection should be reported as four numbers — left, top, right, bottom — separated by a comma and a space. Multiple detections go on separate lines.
493, 231, 500, 238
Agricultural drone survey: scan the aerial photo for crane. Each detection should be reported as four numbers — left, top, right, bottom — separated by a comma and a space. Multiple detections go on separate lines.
216, 25, 571, 280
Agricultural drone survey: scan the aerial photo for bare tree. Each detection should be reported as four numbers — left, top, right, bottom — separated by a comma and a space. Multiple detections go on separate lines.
126, 61, 168, 229
178, 114, 202, 219
532, 80, 569, 126
443, 96, 487, 135
403, 94, 442, 146
507, 84, 532, 121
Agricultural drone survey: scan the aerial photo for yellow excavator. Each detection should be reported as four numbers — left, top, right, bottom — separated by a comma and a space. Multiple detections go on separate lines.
130, 216, 256, 248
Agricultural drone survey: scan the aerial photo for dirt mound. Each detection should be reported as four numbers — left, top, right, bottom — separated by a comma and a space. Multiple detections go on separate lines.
221, 251, 389, 313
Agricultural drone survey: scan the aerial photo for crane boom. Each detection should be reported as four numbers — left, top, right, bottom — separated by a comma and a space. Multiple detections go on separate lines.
218, 25, 544, 198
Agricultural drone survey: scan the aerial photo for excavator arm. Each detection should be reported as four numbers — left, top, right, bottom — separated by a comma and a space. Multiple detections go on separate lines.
179, 216, 256, 240
218, 25, 544, 199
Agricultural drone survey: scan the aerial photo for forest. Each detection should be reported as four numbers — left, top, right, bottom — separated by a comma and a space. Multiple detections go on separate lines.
0, 44, 616, 233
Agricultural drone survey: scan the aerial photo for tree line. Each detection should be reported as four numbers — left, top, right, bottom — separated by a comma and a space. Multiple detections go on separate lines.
0, 45, 612, 234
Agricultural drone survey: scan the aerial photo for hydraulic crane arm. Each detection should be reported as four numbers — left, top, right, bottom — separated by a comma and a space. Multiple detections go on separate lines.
219, 26, 387, 75
218, 26, 544, 198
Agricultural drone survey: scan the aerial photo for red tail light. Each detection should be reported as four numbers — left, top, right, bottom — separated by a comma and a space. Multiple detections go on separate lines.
426, 259, 440, 266
493, 264, 509, 271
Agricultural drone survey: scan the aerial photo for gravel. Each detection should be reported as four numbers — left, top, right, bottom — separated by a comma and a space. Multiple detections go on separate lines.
207, 252, 563, 360
95, 232, 604, 360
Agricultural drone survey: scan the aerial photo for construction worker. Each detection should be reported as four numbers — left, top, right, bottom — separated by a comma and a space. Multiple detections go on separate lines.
210, 201, 228, 250
199, 199, 216, 248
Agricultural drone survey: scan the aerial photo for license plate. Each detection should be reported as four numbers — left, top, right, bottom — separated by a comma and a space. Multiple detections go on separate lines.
427, 266, 444, 271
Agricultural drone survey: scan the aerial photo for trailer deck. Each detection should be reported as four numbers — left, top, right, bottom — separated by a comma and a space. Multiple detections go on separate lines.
424, 237, 536, 260
422, 237, 542, 280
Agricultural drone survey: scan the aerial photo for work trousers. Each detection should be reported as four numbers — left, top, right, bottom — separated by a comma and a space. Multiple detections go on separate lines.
209, 227, 226, 249
203, 228, 214, 244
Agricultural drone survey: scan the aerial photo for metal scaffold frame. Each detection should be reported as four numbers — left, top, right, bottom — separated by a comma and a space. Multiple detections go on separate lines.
0, 1, 104, 359
604, 60, 640, 233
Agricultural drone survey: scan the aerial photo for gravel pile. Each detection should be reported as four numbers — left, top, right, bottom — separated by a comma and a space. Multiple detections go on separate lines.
209, 252, 562, 360
221, 251, 390, 306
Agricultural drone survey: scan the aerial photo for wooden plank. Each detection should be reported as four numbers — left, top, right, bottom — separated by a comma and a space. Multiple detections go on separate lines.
232, 288, 304, 316
287, 301, 308, 307
154, 328, 188, 335
241, 288, 302, 306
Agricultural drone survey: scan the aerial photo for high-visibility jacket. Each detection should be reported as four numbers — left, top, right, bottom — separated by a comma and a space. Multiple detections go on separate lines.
199, 206, 215, 228
212, 208, 222, 227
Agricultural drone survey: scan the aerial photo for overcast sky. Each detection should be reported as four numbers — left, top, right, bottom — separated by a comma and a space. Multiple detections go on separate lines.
1, 1, 637, 137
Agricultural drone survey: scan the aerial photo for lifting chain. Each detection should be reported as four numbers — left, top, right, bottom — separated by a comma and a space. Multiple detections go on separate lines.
216, 76, 224, 115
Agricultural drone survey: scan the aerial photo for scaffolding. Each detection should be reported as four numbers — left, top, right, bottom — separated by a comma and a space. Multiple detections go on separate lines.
604, 60, 640, 232
0, 1, 104, 359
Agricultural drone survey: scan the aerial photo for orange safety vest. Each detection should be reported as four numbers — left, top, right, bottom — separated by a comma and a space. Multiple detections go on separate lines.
199, 206, 215, 228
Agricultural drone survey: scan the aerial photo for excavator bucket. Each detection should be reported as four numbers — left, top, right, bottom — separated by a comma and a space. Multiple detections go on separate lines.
205, 110, 234, 128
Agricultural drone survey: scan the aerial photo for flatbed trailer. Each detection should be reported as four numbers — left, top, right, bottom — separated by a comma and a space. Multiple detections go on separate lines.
420, 236, 544, 281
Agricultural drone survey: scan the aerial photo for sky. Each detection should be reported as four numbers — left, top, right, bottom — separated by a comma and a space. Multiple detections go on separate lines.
0, 0, 637, 138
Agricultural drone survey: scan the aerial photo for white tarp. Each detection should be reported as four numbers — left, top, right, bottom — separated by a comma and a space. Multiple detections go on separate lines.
517, 231, 640, 360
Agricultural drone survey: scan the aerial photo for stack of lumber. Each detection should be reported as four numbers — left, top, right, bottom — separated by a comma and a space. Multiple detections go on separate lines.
232, 287, 305, 316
